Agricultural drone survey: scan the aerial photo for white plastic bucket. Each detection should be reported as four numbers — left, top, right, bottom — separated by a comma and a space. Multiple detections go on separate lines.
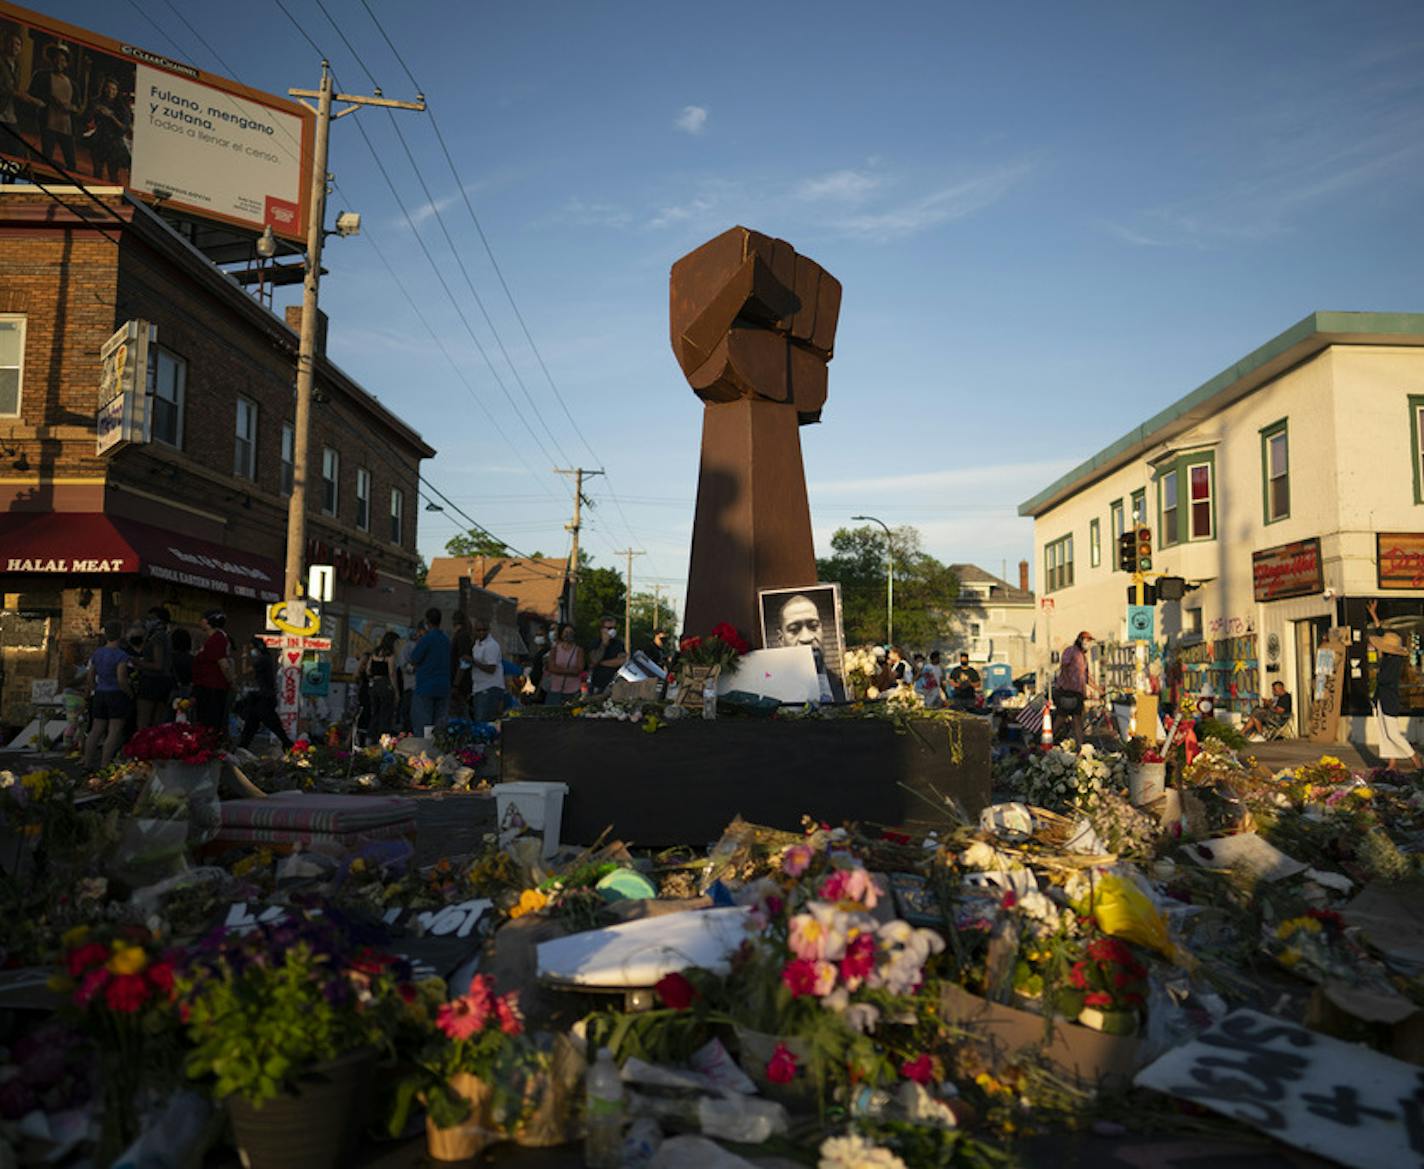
492, 781, 569, 859
1129, 763, 1166, 807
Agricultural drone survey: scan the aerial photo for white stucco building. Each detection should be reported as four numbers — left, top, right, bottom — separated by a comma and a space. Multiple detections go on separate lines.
1018, 312, 1424, 744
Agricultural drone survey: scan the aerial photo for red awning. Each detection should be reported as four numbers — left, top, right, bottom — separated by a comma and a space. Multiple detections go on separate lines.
0, 513, 282, 602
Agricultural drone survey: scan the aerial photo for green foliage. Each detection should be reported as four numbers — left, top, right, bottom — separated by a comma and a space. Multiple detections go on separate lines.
629, 590, 678, 649
1197, 718, 1248, 749
816, 525, 959, 648
574, 556, 625, 645
444, 529, 510, 557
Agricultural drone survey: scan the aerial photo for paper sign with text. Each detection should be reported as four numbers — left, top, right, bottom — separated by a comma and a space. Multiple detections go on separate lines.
1135, 1010, 1424, 1169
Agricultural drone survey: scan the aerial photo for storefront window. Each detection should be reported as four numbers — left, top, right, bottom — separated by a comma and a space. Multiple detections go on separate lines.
1339, 597, 1424, 716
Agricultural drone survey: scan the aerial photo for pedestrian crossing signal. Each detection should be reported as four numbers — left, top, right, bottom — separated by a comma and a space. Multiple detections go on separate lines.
1117, 531, 1137, 572
1136, 527, 1153, 573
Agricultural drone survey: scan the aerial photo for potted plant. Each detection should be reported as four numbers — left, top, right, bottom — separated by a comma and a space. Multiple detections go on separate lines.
53, 925, 184, 1164
390, 974, 531, 1161
176, 913, 412, 1169
1123, 736, 1166, 806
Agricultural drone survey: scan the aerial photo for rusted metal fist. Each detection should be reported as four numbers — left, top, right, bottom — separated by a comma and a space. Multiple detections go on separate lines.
670, 226, 842, 424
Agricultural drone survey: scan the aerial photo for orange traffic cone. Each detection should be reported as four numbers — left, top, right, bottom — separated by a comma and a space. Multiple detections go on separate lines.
1040, 698, 1054, 748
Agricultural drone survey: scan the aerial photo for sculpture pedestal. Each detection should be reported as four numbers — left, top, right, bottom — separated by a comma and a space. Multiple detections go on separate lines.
683, 398, 817, 640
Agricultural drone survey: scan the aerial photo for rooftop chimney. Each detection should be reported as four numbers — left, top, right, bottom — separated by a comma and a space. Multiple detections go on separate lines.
1019, 559, 1029, 592
284, 306, 329, 358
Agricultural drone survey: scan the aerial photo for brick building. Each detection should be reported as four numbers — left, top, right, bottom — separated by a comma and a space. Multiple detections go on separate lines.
0, 186, 435, 726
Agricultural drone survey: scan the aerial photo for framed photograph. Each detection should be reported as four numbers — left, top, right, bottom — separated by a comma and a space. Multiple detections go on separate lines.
758, 583, 846, 701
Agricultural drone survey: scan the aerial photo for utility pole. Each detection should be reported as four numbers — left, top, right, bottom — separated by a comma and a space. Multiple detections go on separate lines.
613, 548, 645, 653
554, 467, 603, 627
283, 62, 424, 599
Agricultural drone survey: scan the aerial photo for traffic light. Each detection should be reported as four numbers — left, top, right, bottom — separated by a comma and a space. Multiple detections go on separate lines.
1136, 527, 1153, 573
1117, 531, 1136, 572
1127, 582, 1158, 605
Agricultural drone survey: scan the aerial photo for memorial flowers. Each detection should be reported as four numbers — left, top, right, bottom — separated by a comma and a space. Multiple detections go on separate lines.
122, 722, 220, 766
678, 622, 752, 674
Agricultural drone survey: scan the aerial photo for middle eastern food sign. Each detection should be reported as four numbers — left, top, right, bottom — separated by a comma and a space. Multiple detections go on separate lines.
1252, 537, 1323, 602
1378, 533, 1424, 590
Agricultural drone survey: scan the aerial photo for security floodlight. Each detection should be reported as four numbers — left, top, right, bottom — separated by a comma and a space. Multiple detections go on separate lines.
334, 210, 361, 238
255, 225, 277, 259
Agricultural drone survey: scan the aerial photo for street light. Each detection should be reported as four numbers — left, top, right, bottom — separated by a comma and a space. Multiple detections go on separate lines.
851, 514, 893, 647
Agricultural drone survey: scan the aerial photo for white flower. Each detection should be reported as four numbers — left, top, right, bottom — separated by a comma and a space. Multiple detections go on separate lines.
843, 1002, 881, 1033
819, 1133, 908, 1169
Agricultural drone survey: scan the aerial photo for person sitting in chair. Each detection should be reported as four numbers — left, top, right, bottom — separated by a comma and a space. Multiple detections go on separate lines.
1243, 680, 1292, 740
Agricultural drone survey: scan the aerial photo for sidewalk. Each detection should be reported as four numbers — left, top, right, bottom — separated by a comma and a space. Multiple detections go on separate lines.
1246, 737, 1382, 772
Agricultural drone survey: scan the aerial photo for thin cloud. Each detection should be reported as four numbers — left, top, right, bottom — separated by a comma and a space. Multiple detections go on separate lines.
675, 105, 708, 135
557, 197, 633, 229
810, 458, 1077, 497
830, 162, 1035, 240
797, 169, 882, 202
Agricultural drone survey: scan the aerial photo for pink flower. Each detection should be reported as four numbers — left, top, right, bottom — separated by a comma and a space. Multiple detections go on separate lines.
436, 988, 492, 1040
838, 933, 876, 989
782, 844, 813, 877
900, 1054, 934, 1085
1000, 889, 1018, 909
495, 993, 524, 1036
818, 866, 879, 909
781, 958, 819, 998
765, 1043, 798, 1085
811, 960, 838, 997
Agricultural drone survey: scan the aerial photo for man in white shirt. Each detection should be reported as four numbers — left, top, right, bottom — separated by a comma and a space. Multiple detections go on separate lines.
469, 618, 505, 723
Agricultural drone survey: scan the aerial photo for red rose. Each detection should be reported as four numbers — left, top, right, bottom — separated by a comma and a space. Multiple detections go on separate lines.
104, 973, 151, 1013
765, 1043, 798, 1085
66, 942, 111, 978
145, 961, 175, 996
1000, 890, 1018, 909
900, 1054, 934, 1085
839, 934, 876, 984
654, 972, 698, 1011
781, 958, 819, 998
1068, 964, 1088, 990
1083, 991, 1114, 1008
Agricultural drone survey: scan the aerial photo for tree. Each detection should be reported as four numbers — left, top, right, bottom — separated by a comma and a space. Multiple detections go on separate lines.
444, 529, 510, 558
816, 525, 959, 648
628, 590, 678, 652
415, 555, 428, 589
573, 551, 624, 645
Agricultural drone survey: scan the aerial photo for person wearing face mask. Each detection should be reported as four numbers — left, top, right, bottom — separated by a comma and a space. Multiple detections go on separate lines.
543, 623, 586, 705
587, 614, 627, 692
134, 606, 175, 730
527, 625, 550, 700
238, 637, 293, 751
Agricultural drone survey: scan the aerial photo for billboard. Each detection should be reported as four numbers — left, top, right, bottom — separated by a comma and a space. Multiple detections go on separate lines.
0, 1, 312, 239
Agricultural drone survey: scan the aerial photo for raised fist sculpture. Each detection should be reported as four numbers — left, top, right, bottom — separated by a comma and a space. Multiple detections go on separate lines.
671, 228, 842, 643
671, 227, 842, 423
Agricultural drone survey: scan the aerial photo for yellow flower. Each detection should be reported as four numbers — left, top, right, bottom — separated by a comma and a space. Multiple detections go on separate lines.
1277, 949, 1301, 968
1353, 787, 1374, 800
509, 888, 550, 919
20, 771, 50, 797
350, 857, 368, 874
61, 925, 90, 949
47, 973, 74, 994
107, 944, 148, 975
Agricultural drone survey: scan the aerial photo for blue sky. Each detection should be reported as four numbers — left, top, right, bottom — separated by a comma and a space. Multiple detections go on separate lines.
44, 0, 1424, 612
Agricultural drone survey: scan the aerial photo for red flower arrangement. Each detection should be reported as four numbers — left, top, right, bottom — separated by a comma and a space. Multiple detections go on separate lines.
123, 722, 219, 765
678, 622, 752, 673
654, 972, 699, 1011
900, 1053, 934, 1085
1067, 937, 1149, 1012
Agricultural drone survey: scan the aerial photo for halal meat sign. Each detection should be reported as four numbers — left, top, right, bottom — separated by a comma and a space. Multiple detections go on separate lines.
1252, 538, 1324, 602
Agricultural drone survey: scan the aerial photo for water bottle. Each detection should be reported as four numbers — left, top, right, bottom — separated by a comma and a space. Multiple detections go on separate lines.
702, 675, 718, 720
584, 1047, 625, 1168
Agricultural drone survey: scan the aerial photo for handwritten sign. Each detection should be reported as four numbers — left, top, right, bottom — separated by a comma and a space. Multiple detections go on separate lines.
1136, 1010, 1424, 1169
1379, 533, 1424, 591
1253, 538, 1324, 602
381, 898, 491, 940
1308, 632, 1348, 744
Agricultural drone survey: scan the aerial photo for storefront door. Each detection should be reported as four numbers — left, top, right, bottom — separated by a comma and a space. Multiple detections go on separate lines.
1294, 617, 1330, 735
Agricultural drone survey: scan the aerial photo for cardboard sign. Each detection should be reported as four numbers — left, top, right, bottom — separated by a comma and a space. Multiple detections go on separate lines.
1378, 533, 1424, 591
1253, 538, 1324, 602
1308, 632, 1349, 744
1136, 1010, 1424, 1169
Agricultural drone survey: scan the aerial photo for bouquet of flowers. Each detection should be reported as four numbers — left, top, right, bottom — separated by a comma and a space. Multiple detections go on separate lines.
1060, 937, 1148, 1033
678, 622, 752, 675
177, 911, 414, 1105
123, 722, 219, 766
53, 925, 184, 1159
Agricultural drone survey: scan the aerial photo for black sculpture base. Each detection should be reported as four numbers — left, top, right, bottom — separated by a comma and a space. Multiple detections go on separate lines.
500, 715, 991, 847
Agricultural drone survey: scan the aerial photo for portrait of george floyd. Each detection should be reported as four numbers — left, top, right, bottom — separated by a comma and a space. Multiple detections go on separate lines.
758, 584, 846, 701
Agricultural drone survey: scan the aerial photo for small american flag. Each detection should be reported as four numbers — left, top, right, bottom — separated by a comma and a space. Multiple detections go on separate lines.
1015, 695, 1047, 732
